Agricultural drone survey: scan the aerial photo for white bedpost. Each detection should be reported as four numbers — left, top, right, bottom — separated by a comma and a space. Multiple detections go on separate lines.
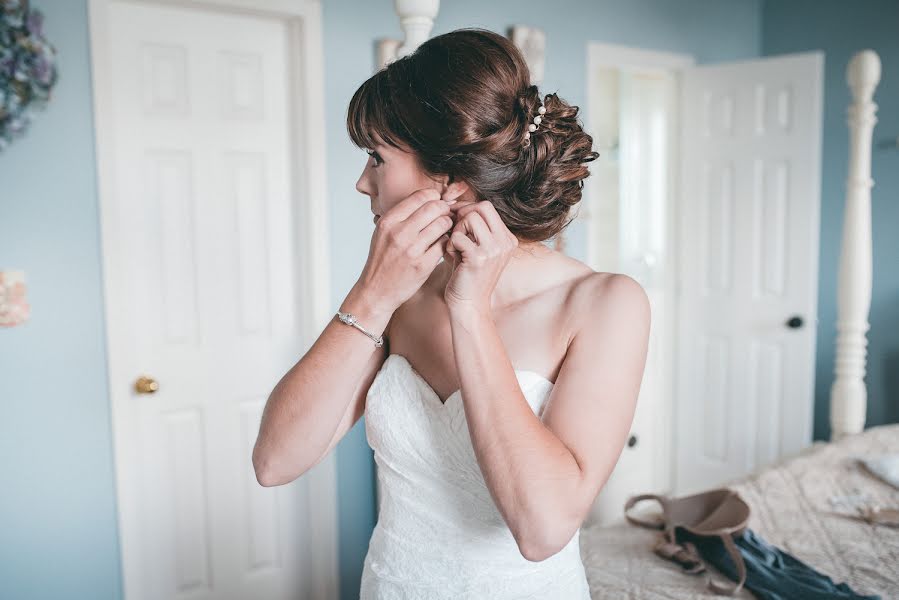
830, 50, 881, 440
377, 1, 439, 69
395, 0, 439, 56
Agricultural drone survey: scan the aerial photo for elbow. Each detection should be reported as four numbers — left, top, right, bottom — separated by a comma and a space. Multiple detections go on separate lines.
517, 478, 592, 561
252, 453, 277, 487
517, 535, 563, 563
253, 445, 288, 488
515, 518, 577, 563
255, 466, 280, 488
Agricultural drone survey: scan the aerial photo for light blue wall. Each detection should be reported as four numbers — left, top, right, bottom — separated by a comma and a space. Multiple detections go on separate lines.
1, 1, 766, 599
762, 0, 899, 440
322, 1, 762, 597
0, 1, 123, 599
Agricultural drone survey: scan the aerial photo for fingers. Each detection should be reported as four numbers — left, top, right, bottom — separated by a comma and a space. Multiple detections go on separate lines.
422, 232, 449, 267
461, 211, 491, 244
411, 213, 454, 255
449, 229, 477, 254
444, 234, 458, 262
452, 200, 504, 234
405, 198, 453, 236
378, 189, 454, 244
385, 188, 443, 223
477, 203, 506, 235
447, 199, 478, 219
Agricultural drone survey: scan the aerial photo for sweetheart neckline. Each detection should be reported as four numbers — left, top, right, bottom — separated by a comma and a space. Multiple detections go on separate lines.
386, 353, 554, 408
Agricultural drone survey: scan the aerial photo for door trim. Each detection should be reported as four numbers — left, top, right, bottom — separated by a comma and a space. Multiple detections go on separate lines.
87, 1, 337, 598
583, 42, 694, 508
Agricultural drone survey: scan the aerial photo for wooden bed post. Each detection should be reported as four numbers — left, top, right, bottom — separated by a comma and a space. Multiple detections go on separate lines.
830, 50, 881, 440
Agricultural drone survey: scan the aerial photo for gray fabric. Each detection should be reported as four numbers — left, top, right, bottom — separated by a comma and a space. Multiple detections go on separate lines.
683, 528, 880, 600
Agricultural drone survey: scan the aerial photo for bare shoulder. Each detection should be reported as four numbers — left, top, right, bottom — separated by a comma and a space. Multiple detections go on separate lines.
569, 271, 651, 337
578, 271, 649, 303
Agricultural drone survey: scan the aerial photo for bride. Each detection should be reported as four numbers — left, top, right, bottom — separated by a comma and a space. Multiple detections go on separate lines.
253, 27, 650, 599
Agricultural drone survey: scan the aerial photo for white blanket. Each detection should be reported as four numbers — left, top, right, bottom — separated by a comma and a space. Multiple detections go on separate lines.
578, 423, 899, 599
859, 452, 899, 490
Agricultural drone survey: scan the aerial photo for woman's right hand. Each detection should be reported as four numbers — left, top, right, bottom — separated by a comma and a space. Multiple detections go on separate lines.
356, 188, 455, 313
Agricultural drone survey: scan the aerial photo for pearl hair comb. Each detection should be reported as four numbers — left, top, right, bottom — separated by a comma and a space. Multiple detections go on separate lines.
524, 104, 547, 145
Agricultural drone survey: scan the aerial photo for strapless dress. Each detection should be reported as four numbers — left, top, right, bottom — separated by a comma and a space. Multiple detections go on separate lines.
360, 353, 591, 599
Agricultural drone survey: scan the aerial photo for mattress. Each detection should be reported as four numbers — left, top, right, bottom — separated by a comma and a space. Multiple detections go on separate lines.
579, 423, 899, 599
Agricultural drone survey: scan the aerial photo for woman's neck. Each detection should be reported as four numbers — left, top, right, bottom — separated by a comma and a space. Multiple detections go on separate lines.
437, 239, 556, 310
491, 240, 555, 308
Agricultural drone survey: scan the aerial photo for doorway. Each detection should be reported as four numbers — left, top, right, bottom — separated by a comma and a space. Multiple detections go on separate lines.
584, 43, 693, 525
584, 42, 822, 520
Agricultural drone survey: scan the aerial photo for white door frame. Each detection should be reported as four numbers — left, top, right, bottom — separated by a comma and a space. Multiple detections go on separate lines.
584, 41, 695, 267
583, 42, 694, 503
87, 1, 337, 598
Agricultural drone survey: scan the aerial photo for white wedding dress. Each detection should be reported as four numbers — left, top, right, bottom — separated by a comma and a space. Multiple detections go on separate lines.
360, 353, 591, 599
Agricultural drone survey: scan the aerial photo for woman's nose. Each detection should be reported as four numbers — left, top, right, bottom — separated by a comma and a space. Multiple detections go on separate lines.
355, 169, 372, 197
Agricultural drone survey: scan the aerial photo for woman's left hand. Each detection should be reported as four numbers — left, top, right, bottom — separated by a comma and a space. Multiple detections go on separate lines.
443, 200, 518, 312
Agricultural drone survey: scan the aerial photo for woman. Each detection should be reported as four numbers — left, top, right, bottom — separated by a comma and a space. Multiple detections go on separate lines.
253, 28, 650, 599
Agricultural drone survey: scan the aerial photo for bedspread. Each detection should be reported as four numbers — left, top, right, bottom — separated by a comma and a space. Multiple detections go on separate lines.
579, 423, 899, 599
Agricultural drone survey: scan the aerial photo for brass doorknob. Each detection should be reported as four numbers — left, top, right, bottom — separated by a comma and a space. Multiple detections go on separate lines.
134, 376, 159, 394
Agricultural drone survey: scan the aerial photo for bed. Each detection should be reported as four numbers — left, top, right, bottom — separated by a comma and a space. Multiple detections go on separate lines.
577, 49, 895, 599
579, 422, 899, 599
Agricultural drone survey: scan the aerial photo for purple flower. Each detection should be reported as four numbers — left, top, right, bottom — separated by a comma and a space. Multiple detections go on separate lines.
26, 10, 42, 36
0, 4, 57, 151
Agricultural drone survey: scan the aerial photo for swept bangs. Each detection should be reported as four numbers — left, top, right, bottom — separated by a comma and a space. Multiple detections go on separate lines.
346, 68, 406, 152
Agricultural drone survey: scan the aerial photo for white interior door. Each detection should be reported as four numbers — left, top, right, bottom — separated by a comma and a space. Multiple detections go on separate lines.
101, 2, 313, 598
675, 52, 823, 494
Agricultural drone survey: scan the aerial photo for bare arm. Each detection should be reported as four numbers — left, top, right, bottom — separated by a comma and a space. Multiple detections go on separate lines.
252, 187, 454, 486
449, 274, 649, 561
252, 285, 393, 486
442, 201, 649, 561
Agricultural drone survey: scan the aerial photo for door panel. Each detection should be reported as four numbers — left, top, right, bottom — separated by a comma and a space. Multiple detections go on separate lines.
105, 2, 309, 598
676, 52, 823, 494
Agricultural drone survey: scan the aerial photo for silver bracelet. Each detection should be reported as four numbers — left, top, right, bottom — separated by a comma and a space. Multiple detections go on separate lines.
336, 311, 385, 347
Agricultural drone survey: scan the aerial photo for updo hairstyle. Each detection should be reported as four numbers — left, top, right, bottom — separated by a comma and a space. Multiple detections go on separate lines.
347, 28, 599, 243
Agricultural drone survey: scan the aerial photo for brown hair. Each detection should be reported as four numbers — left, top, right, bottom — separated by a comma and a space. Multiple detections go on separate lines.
346, 28, 599, 243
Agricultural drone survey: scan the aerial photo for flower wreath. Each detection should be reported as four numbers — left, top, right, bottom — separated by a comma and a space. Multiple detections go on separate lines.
1, 0, 58, 152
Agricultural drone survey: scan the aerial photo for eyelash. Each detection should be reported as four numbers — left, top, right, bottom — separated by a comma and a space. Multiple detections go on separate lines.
365, 148, 383, 167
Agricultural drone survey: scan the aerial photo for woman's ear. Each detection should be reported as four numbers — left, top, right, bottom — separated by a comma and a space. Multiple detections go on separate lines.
441, 176, 471, 203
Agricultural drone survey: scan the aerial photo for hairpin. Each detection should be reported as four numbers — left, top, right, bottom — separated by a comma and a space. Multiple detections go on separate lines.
524, 104, 547, 144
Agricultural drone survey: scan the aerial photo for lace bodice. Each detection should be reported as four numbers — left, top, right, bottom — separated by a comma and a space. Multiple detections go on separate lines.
360, 353, 591, 599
